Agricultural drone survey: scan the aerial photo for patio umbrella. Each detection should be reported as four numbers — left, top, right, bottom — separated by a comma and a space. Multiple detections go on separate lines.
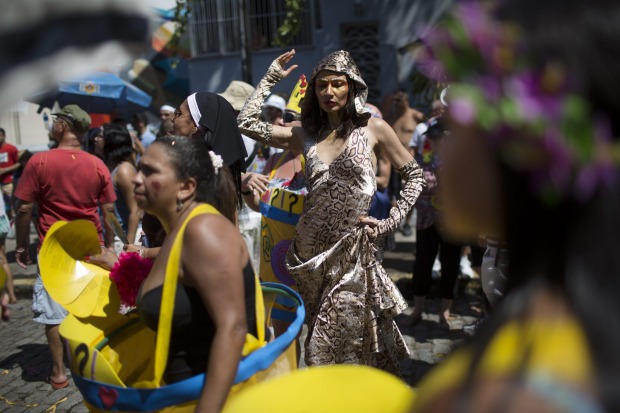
26, 72, 153, 116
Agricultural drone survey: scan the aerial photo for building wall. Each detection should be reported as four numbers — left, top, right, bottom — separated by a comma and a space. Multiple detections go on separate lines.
0, 102, 50, 151
187, 0, 451, 104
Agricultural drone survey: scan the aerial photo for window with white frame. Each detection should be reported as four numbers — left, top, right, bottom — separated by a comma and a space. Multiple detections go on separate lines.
189, 0, 314, 57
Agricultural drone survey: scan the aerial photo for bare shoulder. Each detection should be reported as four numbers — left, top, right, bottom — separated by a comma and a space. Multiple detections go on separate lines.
183, 213, 241, 251
367, 117, 392, 133
366, 117, 396, 144
181, 211, 249, 287
117, 162, 137, 178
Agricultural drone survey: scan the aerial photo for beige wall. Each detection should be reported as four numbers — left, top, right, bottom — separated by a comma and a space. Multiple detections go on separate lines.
0, 101, 51, 150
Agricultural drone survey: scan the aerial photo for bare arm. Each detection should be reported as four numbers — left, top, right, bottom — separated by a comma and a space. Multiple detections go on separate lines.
242, 154, 282, 211
182, 214, 248, 413
0, 162, 22, 178
363, 118, 426, 238
372, 118, 415, 169
14, 198, 34, 269
240, 172, 269, 212
132, 135, 144, 156
237, 50, 304, 152
375, 153, 391, 191
116, 163, 141, 244
101, 203, 116, 248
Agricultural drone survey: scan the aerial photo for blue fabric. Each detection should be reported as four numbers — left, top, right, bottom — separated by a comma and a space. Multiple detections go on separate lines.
259, 201, 302, 226
369, 188, 391, 220
32, 274, 68, 325
74, 283, 304, 412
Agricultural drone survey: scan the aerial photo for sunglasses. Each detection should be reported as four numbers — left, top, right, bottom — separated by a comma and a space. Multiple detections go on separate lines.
283, 112, 301, 123
54, 114, 77, 129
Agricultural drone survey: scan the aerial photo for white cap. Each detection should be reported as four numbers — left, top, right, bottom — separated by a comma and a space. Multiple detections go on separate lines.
160, 104, 175, 113
263, 94, 286, 113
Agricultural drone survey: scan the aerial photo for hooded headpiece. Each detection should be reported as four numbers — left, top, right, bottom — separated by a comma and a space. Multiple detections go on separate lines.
309, 50, 369, 116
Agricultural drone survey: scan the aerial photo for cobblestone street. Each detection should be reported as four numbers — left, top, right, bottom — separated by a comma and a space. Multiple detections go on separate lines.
0, 232, 483, 411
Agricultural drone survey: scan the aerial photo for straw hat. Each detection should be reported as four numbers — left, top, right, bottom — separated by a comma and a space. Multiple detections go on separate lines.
218, 80, 256, 112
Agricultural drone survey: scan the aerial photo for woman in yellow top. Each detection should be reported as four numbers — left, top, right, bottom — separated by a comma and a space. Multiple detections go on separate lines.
411, 0, 620, 412
93, 136, 257, 413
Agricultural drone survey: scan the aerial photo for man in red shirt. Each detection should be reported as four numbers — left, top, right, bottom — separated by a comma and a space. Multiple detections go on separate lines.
0, 128, 20, 218
14, 104, 116, 389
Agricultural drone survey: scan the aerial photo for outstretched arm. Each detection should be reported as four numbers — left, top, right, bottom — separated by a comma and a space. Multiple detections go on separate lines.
362, 118, 426, 239
237, 50, 304, 152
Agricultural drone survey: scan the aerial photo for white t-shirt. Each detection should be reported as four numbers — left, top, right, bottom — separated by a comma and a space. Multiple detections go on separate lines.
409, 121, 429, 149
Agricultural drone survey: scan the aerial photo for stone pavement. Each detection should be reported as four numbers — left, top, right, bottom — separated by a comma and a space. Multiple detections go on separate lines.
1, 234, 90, 412
0, 231, 483, 411
382, 231, 483, 387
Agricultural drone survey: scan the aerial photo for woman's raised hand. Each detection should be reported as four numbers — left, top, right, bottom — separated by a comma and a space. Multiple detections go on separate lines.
275, 49, 298, 79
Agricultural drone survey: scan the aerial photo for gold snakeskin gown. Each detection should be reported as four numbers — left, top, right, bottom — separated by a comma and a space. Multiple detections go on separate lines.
285, 127, 410, 375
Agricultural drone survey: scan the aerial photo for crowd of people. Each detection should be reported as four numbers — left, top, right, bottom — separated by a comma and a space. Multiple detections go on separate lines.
1, 0, 618, 411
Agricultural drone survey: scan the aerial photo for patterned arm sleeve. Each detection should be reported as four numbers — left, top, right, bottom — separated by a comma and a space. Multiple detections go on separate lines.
375, 159, 426, 237
237, 59, 285, 144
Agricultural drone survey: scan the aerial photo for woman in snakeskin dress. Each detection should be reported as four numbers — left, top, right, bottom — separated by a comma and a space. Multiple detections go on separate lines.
238, 50, 425, 375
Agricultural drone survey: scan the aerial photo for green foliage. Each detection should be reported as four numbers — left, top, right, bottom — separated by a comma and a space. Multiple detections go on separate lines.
274, 0, 305, 47
168, 0, 189, 66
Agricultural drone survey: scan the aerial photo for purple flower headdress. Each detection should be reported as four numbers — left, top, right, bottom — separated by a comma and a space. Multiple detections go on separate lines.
423, 2, 620, 205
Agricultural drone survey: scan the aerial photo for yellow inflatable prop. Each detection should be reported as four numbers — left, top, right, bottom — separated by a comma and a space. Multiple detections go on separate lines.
39, 220, 119, 318
223, 364, 416, 413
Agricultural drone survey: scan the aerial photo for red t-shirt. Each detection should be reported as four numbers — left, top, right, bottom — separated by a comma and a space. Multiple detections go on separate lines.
15, 149, 116, 246
0, 142, 18, 184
